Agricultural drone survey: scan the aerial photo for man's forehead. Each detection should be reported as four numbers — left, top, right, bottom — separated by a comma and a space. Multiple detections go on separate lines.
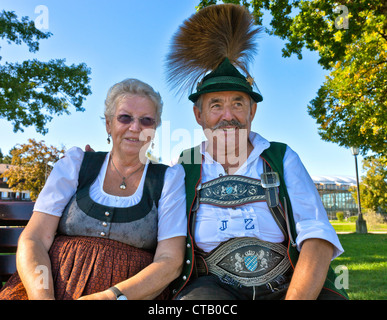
203, 91, 250, 102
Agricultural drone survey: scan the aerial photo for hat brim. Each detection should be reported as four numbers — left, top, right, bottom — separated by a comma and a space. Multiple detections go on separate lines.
188, 84, 263, 103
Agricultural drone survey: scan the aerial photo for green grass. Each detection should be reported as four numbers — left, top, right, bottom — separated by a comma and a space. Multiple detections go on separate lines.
330, 220, 387, 233
331, 233, 387, 300
331, 222, 357, 233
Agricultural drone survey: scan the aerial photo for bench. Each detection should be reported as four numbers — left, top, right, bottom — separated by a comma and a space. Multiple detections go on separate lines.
0, 202, 34, 288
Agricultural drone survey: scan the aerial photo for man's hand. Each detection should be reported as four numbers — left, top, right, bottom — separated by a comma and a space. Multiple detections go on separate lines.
85, 144, 95, 152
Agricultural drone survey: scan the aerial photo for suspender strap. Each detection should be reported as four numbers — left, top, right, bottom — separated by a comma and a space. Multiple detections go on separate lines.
262, 160, 288, 241
77, 151, 108, 191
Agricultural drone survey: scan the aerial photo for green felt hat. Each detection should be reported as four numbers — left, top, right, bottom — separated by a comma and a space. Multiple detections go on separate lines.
188, 58, 263, 103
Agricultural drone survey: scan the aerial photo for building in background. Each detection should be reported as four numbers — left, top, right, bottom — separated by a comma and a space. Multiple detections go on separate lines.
312, 175, 357, 220
0, 164, 31, 201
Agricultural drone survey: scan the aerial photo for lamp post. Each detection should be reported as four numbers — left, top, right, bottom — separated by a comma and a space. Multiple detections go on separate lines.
350, 147, 367, 234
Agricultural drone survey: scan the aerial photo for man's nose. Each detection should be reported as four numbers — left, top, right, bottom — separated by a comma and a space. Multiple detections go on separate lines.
221, 105, 234, 121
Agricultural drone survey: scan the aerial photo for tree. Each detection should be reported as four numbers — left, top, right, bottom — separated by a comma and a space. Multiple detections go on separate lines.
308, 6, 386, 156
0, 148, 12, 164
0, 10, 92, 135
196, 0, 387, 156
359, 155, 387, 213
1, 139, 65, 200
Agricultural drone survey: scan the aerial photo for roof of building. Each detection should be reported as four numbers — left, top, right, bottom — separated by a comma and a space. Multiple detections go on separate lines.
0, 163, 13, 174
311, 175, 357, 186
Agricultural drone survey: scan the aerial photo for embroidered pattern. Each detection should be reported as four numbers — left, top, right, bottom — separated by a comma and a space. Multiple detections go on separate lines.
199, 175, 266, 207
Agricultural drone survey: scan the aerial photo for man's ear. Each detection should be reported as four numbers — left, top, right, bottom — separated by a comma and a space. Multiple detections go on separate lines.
193, 105, 203, 126
250, 102, 257, 122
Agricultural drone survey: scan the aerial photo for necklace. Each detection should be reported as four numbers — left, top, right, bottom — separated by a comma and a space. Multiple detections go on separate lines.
110, 157, 144, 190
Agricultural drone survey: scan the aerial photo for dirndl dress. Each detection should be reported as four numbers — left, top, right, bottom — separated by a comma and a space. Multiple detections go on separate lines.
0, 152, 169, 300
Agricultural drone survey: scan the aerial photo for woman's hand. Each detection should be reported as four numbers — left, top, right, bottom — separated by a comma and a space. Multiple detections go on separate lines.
80, 236, 186, 300
78, 289, 116, 300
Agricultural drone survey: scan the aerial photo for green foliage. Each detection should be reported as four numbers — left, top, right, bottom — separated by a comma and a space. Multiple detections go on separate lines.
359, 156, 387, 213
0, 10, 51, 54
1, 139, 65, 201
336, 211, 344, 221
308, 9, 386, 155
0, 10, 92, 134
196, 0, 217, 11
0, 148, 12, 164
348, 216, 358, 223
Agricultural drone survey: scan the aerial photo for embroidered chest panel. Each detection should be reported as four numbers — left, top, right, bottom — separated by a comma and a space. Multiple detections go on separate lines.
199, 175, 266, 207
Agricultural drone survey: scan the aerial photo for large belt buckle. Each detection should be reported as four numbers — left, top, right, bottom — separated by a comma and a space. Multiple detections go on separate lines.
205, 237, 291, 287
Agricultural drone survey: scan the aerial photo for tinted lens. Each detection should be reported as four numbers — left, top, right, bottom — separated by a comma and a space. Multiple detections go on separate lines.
117, 115, 134, 124
139, 117, 156, 127
116, 115, 155, 127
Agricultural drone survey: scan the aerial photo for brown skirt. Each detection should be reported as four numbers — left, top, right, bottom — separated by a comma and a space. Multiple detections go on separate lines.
0, 235, 169, 300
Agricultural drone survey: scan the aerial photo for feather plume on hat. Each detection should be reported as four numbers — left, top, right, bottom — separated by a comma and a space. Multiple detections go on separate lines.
165, 4, 262, 99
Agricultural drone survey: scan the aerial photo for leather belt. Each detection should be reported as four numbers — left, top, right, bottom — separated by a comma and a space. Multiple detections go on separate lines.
196, 237, 291, 287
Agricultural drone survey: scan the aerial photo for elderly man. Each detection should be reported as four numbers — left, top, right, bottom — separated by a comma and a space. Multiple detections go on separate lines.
166, 4, 348, 300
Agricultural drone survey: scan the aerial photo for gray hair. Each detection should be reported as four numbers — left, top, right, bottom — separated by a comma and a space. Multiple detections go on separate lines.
104, 78, 163, 127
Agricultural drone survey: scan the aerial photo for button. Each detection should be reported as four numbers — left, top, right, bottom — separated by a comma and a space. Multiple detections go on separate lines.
105, 211, 110, 216
100, 232, 106, 237
187, 243, 191, 248
186, 260, 191, 265
102, 222, 108, 227
182, 276, 187, 280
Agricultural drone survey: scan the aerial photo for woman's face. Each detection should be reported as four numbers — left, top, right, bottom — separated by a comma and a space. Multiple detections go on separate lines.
106, 95, 157, 161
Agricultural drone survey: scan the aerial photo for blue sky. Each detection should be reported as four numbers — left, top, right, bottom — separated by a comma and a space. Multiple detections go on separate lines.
0, 0, 364, 177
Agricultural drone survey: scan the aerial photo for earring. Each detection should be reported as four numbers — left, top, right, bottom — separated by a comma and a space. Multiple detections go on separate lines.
151, 140, 155, 149
107, 134, 111, 144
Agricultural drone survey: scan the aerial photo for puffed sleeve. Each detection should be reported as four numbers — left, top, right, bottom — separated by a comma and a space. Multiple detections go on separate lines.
283, 146, 344, 259
157, 164, 187, 241
33, 147, 84, 217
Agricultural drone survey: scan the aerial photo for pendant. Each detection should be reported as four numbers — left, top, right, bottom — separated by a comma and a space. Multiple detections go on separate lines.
119, 181, 126, 190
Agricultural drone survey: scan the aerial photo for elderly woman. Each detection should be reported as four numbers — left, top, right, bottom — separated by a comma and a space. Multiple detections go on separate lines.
0, 79, 187, 300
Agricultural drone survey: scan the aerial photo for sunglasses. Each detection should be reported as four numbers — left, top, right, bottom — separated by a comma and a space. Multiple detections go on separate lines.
116, 114, 156, 127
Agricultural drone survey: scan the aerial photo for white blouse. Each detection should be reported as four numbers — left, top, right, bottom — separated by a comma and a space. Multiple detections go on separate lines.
34, 147, 187, 242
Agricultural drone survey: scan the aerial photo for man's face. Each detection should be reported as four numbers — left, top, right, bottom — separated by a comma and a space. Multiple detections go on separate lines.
193, 91, 257, 157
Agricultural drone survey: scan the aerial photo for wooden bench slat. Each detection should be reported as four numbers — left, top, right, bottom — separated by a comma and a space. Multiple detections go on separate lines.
0, 255, 17, 286
0, 227, 23, 253
0, 202, 34, 226
0, 202, 33, 288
